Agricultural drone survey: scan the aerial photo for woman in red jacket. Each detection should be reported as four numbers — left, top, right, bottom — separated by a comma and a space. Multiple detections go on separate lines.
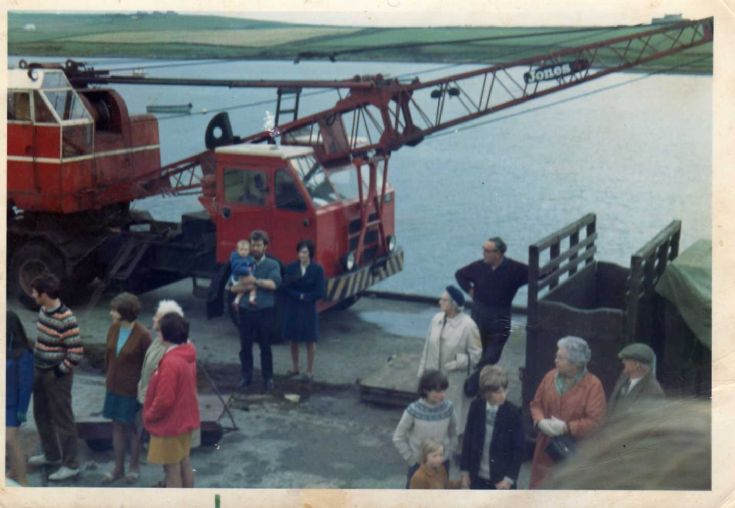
143, 313, 200, 488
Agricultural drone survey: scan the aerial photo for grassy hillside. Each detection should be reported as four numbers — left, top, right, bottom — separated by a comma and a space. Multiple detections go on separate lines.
8, 12, 712, 73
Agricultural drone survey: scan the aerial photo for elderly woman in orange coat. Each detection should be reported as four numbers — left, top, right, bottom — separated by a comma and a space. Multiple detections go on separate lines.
529, 335, 606, 489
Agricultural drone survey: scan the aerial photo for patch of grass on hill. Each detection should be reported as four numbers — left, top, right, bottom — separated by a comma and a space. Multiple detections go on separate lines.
8, 12, 711, 74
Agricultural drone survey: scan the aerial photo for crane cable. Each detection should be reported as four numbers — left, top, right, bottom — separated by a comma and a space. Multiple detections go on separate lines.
425, 53, 712, 141
105, 59, 236, 72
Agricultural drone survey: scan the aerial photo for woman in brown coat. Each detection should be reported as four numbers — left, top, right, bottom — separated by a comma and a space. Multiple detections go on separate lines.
101, 293, 152, 484
529, 336, 606, 489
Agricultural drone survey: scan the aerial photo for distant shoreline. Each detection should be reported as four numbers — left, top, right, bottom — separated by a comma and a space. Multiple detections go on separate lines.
8, 12, 712, 74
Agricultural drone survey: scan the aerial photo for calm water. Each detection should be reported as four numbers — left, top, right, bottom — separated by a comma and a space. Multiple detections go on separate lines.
12, 57, 711, 302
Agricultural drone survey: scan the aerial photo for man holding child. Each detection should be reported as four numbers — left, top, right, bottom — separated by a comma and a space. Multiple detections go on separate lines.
232, 230, 281, 391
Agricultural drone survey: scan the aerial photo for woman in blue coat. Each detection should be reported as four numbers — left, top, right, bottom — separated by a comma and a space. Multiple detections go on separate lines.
282, 239, 326, 382
6, 310, 34, 485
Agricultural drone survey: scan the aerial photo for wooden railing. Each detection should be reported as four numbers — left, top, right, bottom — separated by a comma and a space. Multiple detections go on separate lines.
528, 213, 597, 317
623, 220, 681, 342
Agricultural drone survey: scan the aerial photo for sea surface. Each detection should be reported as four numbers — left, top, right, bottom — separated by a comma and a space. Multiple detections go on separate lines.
11, 57, 711, 303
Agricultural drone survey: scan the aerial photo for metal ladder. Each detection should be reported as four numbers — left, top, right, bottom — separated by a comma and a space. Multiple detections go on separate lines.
84, 237, 151, 311
275, 87, 302, 126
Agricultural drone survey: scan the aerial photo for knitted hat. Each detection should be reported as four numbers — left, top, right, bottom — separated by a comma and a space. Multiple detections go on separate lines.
618, 343, 655, 365
445, 285, 465, 308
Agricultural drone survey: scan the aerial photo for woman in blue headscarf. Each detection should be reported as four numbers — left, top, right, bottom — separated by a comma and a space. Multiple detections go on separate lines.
418, 285, 482, 448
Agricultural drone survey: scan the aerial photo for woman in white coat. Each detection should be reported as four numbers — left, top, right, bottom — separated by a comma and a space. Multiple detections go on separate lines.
418, 285, 482, 447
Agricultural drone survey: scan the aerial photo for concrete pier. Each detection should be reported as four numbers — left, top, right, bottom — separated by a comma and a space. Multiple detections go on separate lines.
7, 280, 531, 489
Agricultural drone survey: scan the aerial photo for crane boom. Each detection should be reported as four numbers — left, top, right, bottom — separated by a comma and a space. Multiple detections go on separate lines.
235, 17, 712, 165
62, 17, 712, 199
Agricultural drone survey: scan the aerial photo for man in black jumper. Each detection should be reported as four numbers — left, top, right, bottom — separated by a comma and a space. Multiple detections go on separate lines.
455, 237, 528, 365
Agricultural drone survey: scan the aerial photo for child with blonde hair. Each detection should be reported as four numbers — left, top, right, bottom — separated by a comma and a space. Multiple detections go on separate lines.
409, 439, 461, 489
230, 239, 257, 307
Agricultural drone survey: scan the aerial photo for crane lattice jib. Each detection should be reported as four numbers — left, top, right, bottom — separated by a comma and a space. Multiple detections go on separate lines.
97, 150, 216, 201
240, 17, 712, 166
112, 17, 711, 197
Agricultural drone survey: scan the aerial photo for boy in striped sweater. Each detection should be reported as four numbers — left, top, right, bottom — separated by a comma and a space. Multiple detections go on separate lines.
29, 274, 84, 481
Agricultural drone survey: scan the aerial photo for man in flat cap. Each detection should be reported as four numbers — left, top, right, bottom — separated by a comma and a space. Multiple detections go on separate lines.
608, 343, 665, 420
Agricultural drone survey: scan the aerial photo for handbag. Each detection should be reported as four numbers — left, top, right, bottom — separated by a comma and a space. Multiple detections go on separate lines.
461, 326, 480, 398
544, 434, 577, 463
463, 368, 480, 398
463, 344, 495, 398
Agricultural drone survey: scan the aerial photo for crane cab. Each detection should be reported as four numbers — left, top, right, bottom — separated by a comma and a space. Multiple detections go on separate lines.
201, 143, 403, 307
7, 66, 161, 214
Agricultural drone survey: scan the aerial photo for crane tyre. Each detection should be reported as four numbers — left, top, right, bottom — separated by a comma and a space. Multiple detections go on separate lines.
9, 241, 66, 309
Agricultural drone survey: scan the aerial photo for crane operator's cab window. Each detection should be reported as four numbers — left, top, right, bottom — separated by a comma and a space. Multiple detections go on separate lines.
7, 92, 31, 121
291, 154, 349, 207
223, 168, 268, 207
32, 91, 56, 123
43, 89, 89, 122
20, 70, 95, 158
275, 169, 307, 212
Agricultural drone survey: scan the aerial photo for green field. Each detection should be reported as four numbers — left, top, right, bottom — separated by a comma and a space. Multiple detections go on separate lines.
8, 12, 712, 73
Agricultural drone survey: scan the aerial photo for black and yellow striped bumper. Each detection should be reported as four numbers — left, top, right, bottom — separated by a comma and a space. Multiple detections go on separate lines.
326, 248, 404, 302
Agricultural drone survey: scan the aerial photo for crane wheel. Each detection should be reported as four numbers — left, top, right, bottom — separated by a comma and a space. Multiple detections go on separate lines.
9, 241, 66, 309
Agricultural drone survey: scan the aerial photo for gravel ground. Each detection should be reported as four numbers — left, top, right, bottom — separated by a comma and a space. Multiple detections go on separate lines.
6, 280, 530, 490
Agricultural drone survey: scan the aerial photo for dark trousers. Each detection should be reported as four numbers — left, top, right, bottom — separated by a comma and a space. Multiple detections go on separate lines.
238, 306, 275, 382
471, 477, 497, 490
32, 368, 79, 468
471, 307, 511, 365
471, 476, 517, 490
405, 460, 450, 489
480, 329, 511, 365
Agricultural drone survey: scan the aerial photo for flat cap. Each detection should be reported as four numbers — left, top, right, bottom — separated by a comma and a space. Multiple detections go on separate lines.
618, 343, 655, 365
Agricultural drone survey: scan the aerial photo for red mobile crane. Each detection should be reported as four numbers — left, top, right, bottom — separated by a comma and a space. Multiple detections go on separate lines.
6, 18, 712, 316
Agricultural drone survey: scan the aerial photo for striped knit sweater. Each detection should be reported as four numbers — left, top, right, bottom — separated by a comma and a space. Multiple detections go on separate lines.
34, 304, 83, 374
392, 398, 457, 465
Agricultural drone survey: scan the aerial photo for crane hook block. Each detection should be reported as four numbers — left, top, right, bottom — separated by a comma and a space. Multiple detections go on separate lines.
205, 112, 240, 150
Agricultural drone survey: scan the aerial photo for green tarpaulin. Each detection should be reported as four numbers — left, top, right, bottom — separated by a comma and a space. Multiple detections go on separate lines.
655, 239, 711, 349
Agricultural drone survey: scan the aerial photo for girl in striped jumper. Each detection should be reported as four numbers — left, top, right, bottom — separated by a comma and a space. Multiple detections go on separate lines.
392, 369, 457, 488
